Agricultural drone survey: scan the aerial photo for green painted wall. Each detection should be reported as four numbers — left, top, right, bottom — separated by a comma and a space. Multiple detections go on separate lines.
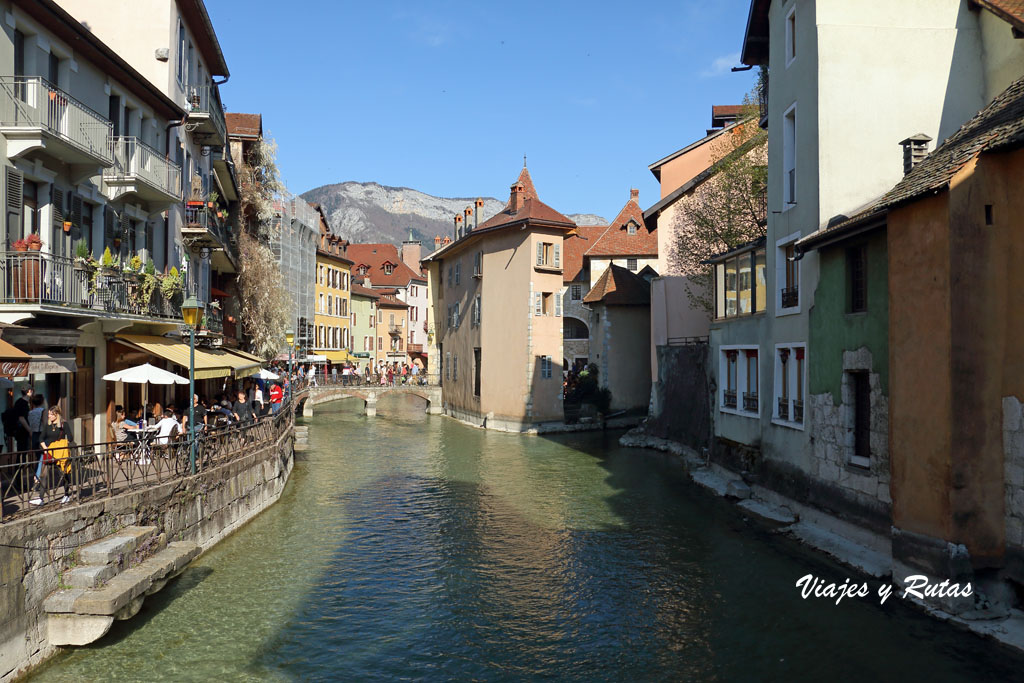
809, 228, 888, 402
350, 293, 377, 368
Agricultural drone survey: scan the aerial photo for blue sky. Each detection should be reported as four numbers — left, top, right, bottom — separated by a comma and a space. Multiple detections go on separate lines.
207, 0, 757, 221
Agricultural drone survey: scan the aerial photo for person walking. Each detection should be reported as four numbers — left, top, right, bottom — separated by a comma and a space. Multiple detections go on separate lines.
269, 382, 284, 414
31, 405, 73, 506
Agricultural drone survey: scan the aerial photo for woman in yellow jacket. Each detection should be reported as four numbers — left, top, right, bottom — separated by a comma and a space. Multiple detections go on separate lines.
29, 405, 72, 506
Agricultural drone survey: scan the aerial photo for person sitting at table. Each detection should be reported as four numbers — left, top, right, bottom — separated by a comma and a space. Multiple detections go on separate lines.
154, 409, 180, 446
109, 406, 133, 443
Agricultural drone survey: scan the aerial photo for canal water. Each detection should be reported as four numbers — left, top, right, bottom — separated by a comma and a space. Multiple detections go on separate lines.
32, 395, 1024, 681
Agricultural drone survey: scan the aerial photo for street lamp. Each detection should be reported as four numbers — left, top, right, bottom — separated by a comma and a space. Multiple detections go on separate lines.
181, 295, 205, 475
285, 328, 295, 398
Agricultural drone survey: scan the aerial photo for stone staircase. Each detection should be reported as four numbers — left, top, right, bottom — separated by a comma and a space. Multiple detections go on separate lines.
43, 526, 200, 646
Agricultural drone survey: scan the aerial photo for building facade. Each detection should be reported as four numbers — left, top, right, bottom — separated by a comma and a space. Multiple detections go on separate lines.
423, 166, 574, 431
313, 206, 352, 364
350, 281, 379, 373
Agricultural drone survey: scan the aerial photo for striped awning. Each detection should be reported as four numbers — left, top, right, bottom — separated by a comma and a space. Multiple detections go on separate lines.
115, 334, 233, 380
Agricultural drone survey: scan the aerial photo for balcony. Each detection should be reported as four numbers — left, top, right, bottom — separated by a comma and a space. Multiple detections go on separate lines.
781, 286, 799, 309
388, 324, 403, 336
0, 77, 112, 176
743, 391, 759, 413
184, 85, 226, 146
408, 343, 423, 354
778, 397, 789, 421
182, 203, 236, 273
723, 389, 737, 410
0, 251, 182, 322
103, 137, 182, 207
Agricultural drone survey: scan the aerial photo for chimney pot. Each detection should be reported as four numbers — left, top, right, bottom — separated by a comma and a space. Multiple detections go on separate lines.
899, 134, 932, 176
630, 188, 639, 201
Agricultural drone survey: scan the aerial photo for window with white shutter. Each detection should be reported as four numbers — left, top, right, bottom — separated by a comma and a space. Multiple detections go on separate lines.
535, 292, 543, 316
536, 241, 544, 266
554, 243, 560, 268
555, 294, 562, 317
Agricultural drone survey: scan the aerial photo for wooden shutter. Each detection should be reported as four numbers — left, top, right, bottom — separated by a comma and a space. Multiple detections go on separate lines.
5, 167, 23, 235
536, 241, 543, 266
554, 243, 561, 268
534, 293, 542, 316
71, 193, 83, 231
555, 293, 562, 317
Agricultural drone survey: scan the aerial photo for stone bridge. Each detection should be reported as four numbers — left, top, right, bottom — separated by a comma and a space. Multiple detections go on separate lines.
297, 383, 442, 417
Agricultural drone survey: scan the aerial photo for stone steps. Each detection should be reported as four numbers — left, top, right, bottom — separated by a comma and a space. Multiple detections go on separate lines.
43, 526, 200, 646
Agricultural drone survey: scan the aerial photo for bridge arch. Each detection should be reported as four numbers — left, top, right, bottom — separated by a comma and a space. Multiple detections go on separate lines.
304, 384, 442, 417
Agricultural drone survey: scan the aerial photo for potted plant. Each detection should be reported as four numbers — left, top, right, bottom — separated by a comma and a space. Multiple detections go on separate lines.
12, 238, 27, 253
25, 234, 42, 251
128, 254, 143, 274
160, 266, 183, 302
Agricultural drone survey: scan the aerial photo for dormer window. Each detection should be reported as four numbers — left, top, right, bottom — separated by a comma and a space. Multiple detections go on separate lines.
627, 221, 638, 235
384, 263, 394, 275
359, 266, 368, 275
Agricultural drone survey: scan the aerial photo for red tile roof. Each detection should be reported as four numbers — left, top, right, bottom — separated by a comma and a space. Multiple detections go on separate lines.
583, 264, 650, 306
350, 282, 381, 299
562, 224, 607, 283
712, 105, 744, 118
475, 167, 575, 231
975, 0, 1024, 31
226, 112, 262, 138
586, 190, 658, 258
347, 243, 426, 287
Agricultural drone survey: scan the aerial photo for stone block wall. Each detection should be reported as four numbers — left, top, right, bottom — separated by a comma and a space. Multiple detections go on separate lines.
0, 429, 294, 682
807, 347, 891, 522
1004, 396, 1024, 549
647, 344, 711, 450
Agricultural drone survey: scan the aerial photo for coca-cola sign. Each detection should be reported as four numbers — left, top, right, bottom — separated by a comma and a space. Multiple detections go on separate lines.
0, 361, 29, 378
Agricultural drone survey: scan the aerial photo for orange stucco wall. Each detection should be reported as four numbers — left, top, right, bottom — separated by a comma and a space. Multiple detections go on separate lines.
890, 147, 1024, 564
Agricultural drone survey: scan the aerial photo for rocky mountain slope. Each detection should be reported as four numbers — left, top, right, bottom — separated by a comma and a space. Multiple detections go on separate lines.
300, 181, 605, 245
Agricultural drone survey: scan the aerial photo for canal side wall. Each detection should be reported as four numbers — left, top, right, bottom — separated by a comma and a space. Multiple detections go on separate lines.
0, 428, 295, 682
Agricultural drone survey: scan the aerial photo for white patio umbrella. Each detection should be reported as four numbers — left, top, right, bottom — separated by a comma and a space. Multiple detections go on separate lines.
256, 368, 279, 380
102, 363, 188, 424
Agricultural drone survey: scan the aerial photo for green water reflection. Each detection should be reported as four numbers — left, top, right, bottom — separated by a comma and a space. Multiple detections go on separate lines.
31, 395, 1024, 681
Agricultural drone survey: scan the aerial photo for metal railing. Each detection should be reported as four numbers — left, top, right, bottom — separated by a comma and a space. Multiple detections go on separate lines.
388, 324, 403, 335
105, 136, 182, 199
184, 204, 231, 247
0, 76, 112, 164
792, 399, 804, 423
743, 391, 759, 412
185, 84, 226, 142
723, 389, 737, 409
667, 335, 709, 346
309, 372, 439, 388
0, 251, 182, 320
781, 286, 799, 309
0, 401, 295, 522
778, 397, 789, 421
204, 307, 224, 334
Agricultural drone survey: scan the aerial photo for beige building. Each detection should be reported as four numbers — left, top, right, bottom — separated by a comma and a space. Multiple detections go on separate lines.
423, 166, 574, 431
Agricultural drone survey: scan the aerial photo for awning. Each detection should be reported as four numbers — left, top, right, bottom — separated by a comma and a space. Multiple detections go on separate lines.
228, 348, 264, 364
28, 353, 77, 375
323, 350, 353, 363
115, 334, 232, 380
0, 339, 30, 377
211, 286, 231, 298
217, 348, 261, 378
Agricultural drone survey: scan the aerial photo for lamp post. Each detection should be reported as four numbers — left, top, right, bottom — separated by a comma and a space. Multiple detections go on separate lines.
181, 295, 205, 475
285, 328, 294, 399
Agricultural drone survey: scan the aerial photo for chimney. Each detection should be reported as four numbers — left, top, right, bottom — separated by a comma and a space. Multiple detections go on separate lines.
630, 188, 639, 202
401, 231, 421, 271
434, 235, 442, 249
464, 206, 473, 233
475, 198, 483, 230
900, 134, 932, 175
442, 235, 451, 245
455, 213, 463, 239
509, 183, 525, 213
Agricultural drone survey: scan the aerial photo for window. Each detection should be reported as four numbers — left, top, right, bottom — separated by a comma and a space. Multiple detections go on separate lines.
473, 251, 482, 277
571, 284, 582, 301
627, 222, 637, 235
540, 355, 552, 379
452, 302, 460, 327
781, 242, 799, 309
474, 348, 481, 397
714, 246, 766, 319
453, 355, 458, 381
720, 346, 759, 416
555, 293, 561, 317
849, 371, 871, 468
318, 293, 324, 313
785, 5, 796, 66
176, 20, 186, 84
773, 345, 805, 426
535, 293, 543, 316
627, 258, 638, 272
454, 262, 461, 285
445, 352, 451, 380
389, 313, 395, 327
847, 246, 867, 313
378, 336, 383, 350
327, 295, 333, 316
384, 263, 394, 275
542, 292, 553, 315
563, 318, 587, 339
472, 295, 481, 326
447, 266, 452, 287
783, 104, 797, 206
536, 241, 561, 269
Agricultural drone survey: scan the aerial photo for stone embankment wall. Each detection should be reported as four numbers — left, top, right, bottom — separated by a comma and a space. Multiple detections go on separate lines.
0, 427, 295, 682
647, 344, 711, 450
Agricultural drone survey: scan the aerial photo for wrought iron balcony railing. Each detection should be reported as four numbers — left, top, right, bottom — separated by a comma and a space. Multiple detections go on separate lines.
0, 76, 112, 165
0, 250, 182, 321
778, 397, 789, 421
793, 399, 804, 423
104, 136, 182, 201
723, 389, 737, 409
184, 84, 226, 144
781, 286, 799, 309
743, 391, 759, 413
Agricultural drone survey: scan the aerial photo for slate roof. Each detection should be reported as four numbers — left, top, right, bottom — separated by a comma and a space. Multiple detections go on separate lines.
586, 191, 658, 258
583, 264, 651, 306
562, 224, 607, 283
347, 243, 427, 287
226, 113, 262, 138
797, 73, 1024, 251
